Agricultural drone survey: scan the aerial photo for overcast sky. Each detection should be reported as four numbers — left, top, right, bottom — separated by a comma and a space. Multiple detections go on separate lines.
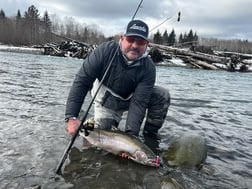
2, 0, 252, 41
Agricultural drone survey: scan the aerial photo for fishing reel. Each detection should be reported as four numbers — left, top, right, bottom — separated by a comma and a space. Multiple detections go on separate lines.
83, 117, 95, 136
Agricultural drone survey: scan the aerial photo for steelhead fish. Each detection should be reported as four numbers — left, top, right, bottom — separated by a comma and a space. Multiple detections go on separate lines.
79, 128, 161, 167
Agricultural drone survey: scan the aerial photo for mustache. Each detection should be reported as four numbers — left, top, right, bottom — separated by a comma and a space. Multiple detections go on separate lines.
128, 47, 140, 54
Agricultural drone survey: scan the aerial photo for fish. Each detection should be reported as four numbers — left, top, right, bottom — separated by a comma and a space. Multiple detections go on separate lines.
79, 128, 161, 167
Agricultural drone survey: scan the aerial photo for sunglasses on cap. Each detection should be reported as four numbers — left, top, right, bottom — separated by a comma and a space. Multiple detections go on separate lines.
125, 36, 148, 46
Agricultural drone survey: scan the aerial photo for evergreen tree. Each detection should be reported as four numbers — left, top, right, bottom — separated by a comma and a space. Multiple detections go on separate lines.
24, 5, 40, 45
168, 28, 176, 46
16, 10, 21, 19
178, 33, 183, 44
15, 9, 23, 45
162, 30, 169, 45
193, 32, 198, 45
0, 9, 14, 44
187, 29, 194, 45
153, 30, 162, 44
0, 9, 6, 43
42, 11, 52, 43
0, 9, 5, 18
182, 33, 188, 45
83, 27, 89, 42
43, 11, 51, 28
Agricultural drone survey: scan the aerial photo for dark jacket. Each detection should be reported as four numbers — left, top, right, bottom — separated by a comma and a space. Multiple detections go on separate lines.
65, 41, 156, 135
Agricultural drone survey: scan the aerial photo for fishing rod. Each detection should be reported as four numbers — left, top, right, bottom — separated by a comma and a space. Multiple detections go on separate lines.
55, 49, 116, 175
132, 0, 143, 20
55, 0, 144, 175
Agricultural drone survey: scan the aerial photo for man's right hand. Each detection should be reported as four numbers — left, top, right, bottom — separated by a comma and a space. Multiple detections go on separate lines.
67, 119, 81, 135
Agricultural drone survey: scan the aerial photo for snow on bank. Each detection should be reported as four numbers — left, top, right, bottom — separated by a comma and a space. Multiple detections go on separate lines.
0, 45, 44, 55
156, 57, 187, 67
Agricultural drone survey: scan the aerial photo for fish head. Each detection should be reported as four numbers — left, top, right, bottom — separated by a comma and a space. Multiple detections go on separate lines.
132, 150, 161, 167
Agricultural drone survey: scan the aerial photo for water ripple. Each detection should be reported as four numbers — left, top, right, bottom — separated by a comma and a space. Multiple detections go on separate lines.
0, 52, 252, 188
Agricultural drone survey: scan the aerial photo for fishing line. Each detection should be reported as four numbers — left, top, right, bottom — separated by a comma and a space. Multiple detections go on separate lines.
150, 11, 181, 32
55, 0, 144, 175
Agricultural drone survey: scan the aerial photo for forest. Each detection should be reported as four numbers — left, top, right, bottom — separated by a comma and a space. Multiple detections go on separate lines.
0, 5, 106, 46
1, 5, 252, 54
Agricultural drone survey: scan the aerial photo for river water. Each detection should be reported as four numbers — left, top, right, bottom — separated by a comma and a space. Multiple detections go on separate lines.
0, 51, 251, 189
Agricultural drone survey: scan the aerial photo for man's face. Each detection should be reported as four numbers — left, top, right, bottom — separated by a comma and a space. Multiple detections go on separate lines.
120, 35, 148, 61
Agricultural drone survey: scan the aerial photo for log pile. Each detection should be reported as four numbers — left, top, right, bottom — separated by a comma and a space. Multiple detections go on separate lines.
33, 40, 96, 59
34, 38, 252, 72
148, 43, 252, 72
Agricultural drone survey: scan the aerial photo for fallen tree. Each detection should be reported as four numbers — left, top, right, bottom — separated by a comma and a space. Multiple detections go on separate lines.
148, 43, 252, 72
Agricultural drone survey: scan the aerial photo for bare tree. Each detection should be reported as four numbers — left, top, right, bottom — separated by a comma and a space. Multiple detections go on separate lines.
200, 38, 252, 54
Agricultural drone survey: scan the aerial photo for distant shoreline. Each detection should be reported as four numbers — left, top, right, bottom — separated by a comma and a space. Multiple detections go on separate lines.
1, 44, 252, 72
0, 45, 44, 55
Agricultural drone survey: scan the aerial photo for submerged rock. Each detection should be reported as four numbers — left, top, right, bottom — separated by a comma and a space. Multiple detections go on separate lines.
162, 133, 207, 169
161, 177, 184, 189
24, 184, 41, 189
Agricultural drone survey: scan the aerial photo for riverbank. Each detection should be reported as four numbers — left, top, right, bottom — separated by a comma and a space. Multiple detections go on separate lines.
1, 43, 252, 72
0, 45, 44, 55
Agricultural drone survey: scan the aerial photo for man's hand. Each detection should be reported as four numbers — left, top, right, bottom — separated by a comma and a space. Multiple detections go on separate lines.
67, 119, 81, 135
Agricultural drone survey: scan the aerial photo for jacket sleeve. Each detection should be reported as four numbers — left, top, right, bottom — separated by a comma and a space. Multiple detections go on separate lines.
125, 58, 156, 136
65, 45, 103, 119
65, 41, 119, 120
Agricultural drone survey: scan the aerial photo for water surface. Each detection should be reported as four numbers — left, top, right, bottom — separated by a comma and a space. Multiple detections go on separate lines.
0, 51, 251, 189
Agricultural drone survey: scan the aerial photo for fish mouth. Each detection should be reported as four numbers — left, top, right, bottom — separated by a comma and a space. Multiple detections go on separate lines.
146, 156, 162, 167
130, 151, 162, 167
130, 156, 162, 167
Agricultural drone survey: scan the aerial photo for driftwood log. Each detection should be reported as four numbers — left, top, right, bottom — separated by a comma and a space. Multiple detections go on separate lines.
148, 43, 252, 72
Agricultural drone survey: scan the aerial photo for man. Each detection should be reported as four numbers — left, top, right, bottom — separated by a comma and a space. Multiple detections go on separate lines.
65, 20, 170, 138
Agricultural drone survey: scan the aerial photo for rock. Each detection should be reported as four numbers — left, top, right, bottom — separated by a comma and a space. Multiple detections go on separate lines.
161, 177, 183, 189
24, 184, 41, 189
162, 133, 207, 168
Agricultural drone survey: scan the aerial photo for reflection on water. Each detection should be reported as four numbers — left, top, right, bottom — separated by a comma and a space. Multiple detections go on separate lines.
63, 147, 163, 189
0, 51, 252, 189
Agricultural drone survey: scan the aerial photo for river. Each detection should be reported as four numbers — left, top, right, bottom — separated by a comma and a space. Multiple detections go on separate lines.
0, 51, 251, 189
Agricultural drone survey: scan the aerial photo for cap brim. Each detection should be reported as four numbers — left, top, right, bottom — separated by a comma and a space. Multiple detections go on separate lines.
125, 33, 148, 41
